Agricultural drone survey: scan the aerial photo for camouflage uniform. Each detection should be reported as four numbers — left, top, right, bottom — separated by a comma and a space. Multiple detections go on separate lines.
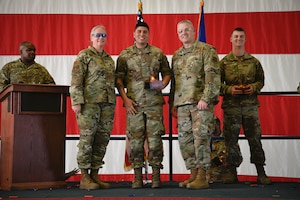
70, 46, 116, 170
208, 136, 226, 182
0, 59, 55, 91
220, 51, 265, 167
116, 44, 171, 169
208, 134, 241, 182
169, 40, 220, 171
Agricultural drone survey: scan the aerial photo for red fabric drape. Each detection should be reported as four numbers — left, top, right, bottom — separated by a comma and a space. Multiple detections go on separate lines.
66, 96, 171, 135
1, 12, 299, 56
258, 95, 300, 136
1, 95, 299, 136
64, 95, 300, 136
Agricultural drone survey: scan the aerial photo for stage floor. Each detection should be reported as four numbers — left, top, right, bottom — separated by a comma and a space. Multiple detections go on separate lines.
0, 181, 299, 199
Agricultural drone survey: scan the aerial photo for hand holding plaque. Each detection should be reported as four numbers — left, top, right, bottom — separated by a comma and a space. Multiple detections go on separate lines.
236, 84, 251, 94
144, 75, 164, 90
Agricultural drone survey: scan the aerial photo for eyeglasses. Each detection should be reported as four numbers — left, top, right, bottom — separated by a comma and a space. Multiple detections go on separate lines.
92, 33, 107, 38
178, 27, 193, 34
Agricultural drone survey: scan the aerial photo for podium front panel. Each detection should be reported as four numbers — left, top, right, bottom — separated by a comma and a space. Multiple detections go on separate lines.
0, 84, 68, 190
20, 92, 62, 113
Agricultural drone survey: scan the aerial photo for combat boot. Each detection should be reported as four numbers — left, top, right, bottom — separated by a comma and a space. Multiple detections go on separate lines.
79, 169, 99, 190
90, 169, 110, 189
256, 164, 272, 185
187, 168, 209, 189
222, 166, 238, 184
132, 167, 143, 189
152, 167, 162, 188
257, 175, 272, 185
179, 168, 197, 188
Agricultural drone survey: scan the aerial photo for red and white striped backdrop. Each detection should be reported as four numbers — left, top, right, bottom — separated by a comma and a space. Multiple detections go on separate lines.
1, 0, 299, 92
1, 0, 300, 181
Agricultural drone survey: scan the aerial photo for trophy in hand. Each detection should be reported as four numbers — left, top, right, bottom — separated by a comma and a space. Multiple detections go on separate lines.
144, 75, 164, 90
236, 75, 249, 94
236, 84, 249, 94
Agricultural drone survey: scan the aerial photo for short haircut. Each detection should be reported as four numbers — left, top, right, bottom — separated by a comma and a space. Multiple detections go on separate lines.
232, 27, 245, 34
177, 20, 195, 30
135, 21, 149, 31
90, 25, 106, 36
19, 41, 34, 52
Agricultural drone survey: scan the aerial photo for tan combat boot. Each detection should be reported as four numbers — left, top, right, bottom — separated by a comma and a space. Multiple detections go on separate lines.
187, 168, 209, 189
132, 167, 143, 189
152, 167, 162, 188
222, 166, 238, 184
79, 169, 99, 190
256, 164, 272, 185
257, 175, 272, 185
90, 169, 110, 189
179, 168, 197, 188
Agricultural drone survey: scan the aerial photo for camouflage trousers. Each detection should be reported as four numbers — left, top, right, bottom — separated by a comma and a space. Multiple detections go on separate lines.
126, 105, 165, 169
76, 102, 115, 169
177, 104, 215, 171
223, 105, 265, 167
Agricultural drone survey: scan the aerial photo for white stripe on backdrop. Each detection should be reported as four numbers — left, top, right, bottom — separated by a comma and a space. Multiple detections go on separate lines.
1, 0, 299, 14
1, 54, 299, 92
64, 139, 300, 179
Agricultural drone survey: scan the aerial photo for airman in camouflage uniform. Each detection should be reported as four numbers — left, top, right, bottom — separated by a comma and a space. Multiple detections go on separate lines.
0, 41, 55, 92
70, 25, 116, 190
220, 27, 272, 185
169, 20, 220, 189
115, 21, 171, 189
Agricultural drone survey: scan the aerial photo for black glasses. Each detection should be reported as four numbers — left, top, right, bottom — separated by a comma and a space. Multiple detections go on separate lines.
92, 33, 107, 38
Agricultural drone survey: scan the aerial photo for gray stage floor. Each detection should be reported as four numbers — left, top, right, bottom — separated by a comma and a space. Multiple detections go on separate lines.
0, 181, 299, 199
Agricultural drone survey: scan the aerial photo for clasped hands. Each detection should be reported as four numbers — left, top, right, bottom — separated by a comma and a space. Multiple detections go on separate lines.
231, 84, 254, 95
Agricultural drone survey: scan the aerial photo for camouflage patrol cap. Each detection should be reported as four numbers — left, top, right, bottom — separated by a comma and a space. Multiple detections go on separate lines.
135, 21, 149, 31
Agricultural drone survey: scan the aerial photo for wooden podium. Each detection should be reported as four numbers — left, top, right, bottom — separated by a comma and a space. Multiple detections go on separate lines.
0, 84, 69, 190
